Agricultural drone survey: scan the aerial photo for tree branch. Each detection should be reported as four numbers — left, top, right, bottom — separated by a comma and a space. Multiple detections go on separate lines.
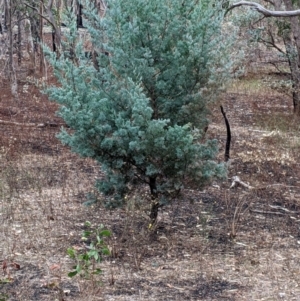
23, 2, 56, 29
226, 1, 300, 17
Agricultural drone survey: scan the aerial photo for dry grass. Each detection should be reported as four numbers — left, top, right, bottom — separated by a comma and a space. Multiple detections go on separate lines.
1, 53, 300, 301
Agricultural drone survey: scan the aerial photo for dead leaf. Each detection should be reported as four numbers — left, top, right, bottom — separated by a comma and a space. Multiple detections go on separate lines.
11, 262, 20, 270
2, 260, 7, 273
50, 264, 61, 270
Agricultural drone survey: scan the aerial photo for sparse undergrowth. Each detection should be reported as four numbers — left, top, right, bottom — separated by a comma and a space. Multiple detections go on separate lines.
1, 59, 300, 301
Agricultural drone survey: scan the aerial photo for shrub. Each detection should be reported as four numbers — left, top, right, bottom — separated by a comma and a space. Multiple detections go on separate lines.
44, 0, 235, 222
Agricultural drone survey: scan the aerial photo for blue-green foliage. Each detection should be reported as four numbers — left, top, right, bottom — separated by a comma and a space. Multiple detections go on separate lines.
44, 0, 234, 207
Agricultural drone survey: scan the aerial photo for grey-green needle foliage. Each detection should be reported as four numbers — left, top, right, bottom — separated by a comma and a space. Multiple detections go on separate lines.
44, 0, 235, 208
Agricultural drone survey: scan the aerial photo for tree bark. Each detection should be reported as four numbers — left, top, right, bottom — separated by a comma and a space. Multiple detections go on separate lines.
77, 1, 84, 28
45, 0, 62, 54
282, 0, 300, 115
17, 10, 22, 65
4, 0, 17, 97
39, 1, 44, 74
281, 38, 300, 114
24, 18, 35, 74
149, 176, 159, 225
4, 1, 8, 31
28, 3, 40, 54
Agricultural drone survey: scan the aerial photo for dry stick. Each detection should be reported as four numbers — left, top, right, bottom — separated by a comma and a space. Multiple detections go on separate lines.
230, 177, 300, 216
249, 209, 285, 216
230, 177, 300, 190
220, 105, 231, 162
0, 119, 65, 128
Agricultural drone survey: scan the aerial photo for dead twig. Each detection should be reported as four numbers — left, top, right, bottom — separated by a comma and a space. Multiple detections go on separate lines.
250, 209, 285, 215
0, 119, 65, 128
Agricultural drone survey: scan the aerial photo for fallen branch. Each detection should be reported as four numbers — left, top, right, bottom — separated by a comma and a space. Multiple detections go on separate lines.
0, 119, 64, 128
251, 205, 299, 216
269, 205, 300, 214
230, 176, 300, 192
230, 176, 254, 189
250, 209, 285, 215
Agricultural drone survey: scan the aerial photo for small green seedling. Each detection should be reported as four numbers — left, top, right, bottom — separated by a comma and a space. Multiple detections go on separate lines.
67, 222, 111, 279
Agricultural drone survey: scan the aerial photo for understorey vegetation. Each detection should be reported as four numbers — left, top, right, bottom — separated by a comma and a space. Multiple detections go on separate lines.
2, 1, 300, 300
44, 0, 237, 222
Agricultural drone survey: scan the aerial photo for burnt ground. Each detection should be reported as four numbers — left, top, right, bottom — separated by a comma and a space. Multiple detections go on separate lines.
1, 49, 300, 300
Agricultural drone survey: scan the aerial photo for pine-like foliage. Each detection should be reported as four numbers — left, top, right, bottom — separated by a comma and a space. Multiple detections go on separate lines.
44, 0, 234, 209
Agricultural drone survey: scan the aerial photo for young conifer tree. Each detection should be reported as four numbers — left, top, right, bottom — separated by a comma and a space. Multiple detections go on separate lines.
44, 0, 235, 222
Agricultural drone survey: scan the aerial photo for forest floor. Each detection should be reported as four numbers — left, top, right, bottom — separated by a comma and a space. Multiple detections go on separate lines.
1, 54, 300, 301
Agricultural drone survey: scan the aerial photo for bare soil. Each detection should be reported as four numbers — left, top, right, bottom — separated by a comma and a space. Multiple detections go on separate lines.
1, 52, 300, 301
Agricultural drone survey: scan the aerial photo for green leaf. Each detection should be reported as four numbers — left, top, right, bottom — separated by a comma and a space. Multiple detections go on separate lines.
81, 253, 90, 261
99, 229, 111, 237
92, 268, 103, 275
67, 248, 76, 259
88, 250, 100, 261
96, 236, 103, 244
83, 230, 92, 237
68, 271, 78, 277
75, 265, 82, 273
102, 247, 111, 255
84, 221, 92, 227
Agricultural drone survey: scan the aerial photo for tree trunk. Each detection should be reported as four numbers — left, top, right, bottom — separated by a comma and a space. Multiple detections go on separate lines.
284, 40, 300, 115
4, 1, 8, 31
45, 0, 62, 55
282, 0, 300, 115
230, 0, 300, 115
77, 1, 83, 28
28, 4, 40, 53
39, 2, 44, 74
149, 176, 159, 225
5, 0, 17, 97
17, 11, 21, 66
24, 18, 35, 74
0, 14, 3, 34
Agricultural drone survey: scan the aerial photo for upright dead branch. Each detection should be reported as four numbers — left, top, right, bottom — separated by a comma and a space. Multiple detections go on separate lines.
220, 105, 231, 162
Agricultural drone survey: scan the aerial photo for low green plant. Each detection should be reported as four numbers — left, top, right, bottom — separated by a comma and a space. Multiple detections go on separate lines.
0, 293, 9, 301
67, 222, 111, 279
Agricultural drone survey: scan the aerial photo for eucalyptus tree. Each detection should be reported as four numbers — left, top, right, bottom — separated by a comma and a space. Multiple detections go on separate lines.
228, 1, 300, 115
